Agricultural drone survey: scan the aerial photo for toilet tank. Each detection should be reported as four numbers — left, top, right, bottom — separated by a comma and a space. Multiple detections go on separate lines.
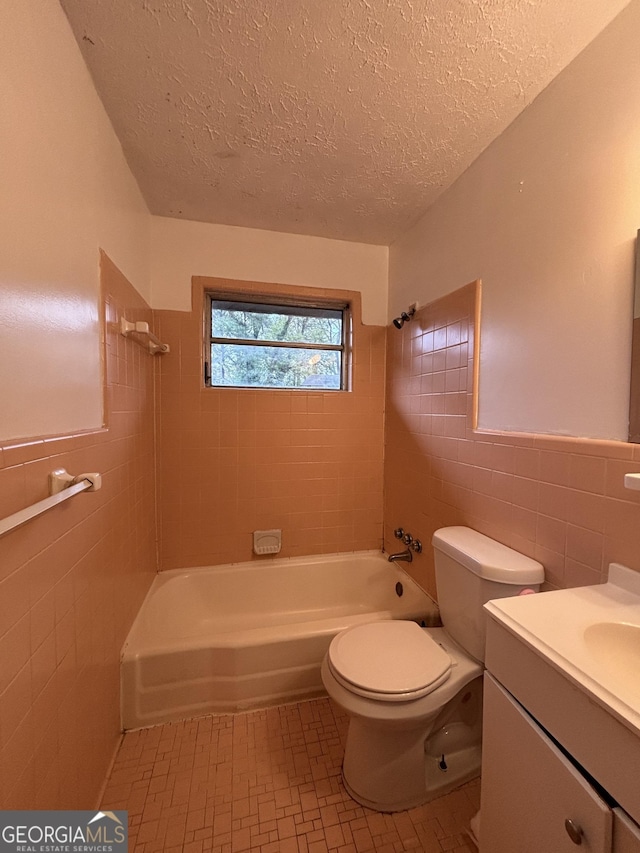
432, 527, 544, 663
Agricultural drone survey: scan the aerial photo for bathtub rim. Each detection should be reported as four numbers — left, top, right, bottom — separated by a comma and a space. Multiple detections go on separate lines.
154, 548, 392, 580
120, 549, 438, 728
121, 549, 435, 660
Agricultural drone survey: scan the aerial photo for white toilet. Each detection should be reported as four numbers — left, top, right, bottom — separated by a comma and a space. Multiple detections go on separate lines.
321, 526, 544, 812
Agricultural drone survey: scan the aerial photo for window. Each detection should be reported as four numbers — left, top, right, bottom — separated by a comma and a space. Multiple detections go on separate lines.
205, 295, 349, 390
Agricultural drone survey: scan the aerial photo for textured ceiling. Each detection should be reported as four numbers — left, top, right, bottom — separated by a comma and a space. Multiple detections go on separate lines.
60, 0, 630, 245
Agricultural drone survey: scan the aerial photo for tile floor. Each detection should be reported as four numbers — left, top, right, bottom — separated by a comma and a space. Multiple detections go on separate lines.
102, 698, 479, 853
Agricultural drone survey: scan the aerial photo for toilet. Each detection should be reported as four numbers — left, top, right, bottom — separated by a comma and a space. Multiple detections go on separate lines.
321, 526, 544, 812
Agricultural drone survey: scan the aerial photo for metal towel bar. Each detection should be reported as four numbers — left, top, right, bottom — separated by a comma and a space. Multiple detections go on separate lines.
0, 469, 101, 538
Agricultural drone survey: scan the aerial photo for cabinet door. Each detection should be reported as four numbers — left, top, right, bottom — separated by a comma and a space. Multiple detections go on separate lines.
614, 809, 640, 853
480, 673, 612, 853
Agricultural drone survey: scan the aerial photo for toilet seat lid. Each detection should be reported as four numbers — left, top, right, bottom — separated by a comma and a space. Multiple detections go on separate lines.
328, 621, 452, 699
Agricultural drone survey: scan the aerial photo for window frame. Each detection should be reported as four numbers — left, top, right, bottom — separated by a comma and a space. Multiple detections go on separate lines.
204, 292, 351, 391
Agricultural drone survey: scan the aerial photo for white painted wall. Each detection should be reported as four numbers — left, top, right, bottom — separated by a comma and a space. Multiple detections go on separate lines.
0, 0, 150, 443
5, 0, 635, 443
150, 217, 389, 326
389, 1, 640, 441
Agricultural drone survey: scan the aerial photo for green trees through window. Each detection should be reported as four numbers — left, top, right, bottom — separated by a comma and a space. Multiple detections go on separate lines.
207, 298, 348, 390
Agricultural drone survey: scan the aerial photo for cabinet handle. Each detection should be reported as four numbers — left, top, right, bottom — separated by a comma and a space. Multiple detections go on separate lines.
564, 819, 584, 845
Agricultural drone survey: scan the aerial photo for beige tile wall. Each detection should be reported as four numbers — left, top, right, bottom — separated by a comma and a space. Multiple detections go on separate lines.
0, 254, 157, 808
383, 282, 640, 598
154, 277, 385, 570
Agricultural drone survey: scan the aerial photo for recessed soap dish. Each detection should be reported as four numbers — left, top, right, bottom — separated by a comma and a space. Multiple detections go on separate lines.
253, 529, 282, 555
624, 473, 640, 491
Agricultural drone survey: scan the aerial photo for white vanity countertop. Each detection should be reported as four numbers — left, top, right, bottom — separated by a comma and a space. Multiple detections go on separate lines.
485, 564, 640, 738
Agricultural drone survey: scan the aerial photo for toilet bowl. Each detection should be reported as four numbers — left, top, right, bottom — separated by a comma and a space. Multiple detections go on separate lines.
321, 526, 544, 812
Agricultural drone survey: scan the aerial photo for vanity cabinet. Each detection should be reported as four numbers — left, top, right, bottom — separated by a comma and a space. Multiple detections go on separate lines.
615, 810, 640, 853
481, 618, 640, 853
482, 673, 612, 852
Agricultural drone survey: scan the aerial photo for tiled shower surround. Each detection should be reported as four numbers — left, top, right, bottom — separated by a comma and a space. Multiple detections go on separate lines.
153, 277, 386, 570
383, 282, 640, 597
0, 265, 639, 810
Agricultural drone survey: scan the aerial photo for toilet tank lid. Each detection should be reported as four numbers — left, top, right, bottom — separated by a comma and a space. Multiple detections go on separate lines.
432, 527, 544, 584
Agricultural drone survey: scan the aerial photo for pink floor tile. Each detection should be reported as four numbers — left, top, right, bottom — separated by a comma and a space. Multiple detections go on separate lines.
102, 698, 480, 852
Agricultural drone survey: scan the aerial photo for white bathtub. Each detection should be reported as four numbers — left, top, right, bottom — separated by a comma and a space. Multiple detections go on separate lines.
121, 551, 437, 729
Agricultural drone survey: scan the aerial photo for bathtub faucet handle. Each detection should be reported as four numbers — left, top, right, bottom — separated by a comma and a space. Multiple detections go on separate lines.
394, 528, 404, 540
410, 539, 422, 554
402, 532, 413, 546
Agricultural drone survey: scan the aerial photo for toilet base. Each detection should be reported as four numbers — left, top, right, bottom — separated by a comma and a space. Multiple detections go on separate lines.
340, 676, 483, 812
321, 630, 484, 813
425, 720, 482, 797
424, 741, 481, 803
343, 734, 481, 813
343, 766, 481, 814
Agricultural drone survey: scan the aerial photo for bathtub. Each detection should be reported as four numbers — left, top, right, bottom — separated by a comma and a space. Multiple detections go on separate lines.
121, 551, 437, 729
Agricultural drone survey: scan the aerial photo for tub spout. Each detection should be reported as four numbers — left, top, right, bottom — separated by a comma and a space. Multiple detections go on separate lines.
388, 548, 413, 564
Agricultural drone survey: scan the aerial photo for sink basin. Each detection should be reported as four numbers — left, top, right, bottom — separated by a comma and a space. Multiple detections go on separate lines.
484, 563, 640, 734
584, 622, 640, 696
583, 621, 640, 707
